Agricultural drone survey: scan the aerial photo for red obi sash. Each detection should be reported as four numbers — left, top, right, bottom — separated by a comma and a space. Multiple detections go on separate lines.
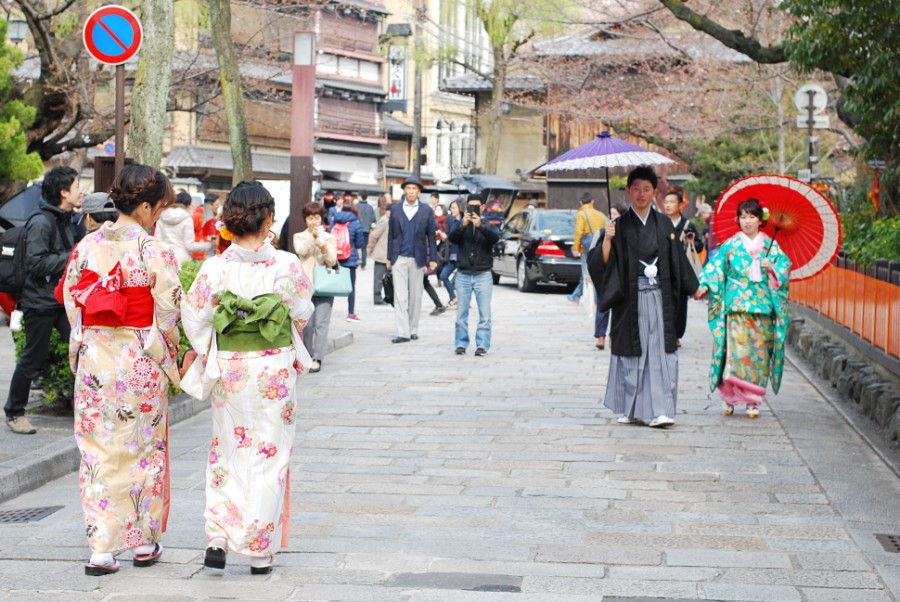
71, 262, 154, 328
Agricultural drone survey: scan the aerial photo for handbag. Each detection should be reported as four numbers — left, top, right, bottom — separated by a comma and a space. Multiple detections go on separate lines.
181, 354, 217, 401
382, 270, 394, 306
312, 264, 352, 297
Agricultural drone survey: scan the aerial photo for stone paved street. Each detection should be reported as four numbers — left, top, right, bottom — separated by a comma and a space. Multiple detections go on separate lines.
0, 267, 898, 601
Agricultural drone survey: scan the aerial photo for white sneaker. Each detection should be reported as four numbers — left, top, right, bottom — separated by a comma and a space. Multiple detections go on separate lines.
648, 415, 675, 428
616, 416, 644, 425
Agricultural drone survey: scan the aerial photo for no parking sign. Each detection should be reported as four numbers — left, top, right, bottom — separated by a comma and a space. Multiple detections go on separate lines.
82, 6, 142, 65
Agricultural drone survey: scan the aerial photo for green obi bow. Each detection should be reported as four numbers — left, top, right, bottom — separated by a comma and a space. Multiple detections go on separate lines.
213, 291, 293, 351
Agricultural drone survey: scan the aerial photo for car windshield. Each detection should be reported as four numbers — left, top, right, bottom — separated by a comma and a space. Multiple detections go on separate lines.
535, 212, 575, 235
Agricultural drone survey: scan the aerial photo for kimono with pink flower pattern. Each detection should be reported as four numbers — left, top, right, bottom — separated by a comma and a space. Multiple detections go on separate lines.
62, 223, 182, 554
181, 241, 313, 559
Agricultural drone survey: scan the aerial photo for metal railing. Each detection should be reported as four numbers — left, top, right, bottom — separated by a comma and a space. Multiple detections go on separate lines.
789, 255, 900, 358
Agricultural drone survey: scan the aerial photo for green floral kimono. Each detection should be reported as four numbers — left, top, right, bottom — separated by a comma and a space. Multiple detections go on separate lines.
699, 232, 791, 400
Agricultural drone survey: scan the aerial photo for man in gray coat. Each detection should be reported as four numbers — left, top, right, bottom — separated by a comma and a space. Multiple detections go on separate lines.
5, 166, 82, 435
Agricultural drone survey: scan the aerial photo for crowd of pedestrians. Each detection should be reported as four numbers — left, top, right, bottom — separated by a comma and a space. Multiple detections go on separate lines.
0, 161, 790, 577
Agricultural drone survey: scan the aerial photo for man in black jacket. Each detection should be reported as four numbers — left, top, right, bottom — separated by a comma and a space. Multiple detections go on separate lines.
448, 194, 499, 356
5, 166, 81, 434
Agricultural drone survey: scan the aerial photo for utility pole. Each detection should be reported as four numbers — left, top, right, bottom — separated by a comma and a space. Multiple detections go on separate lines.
411, 0, 425, 180
806, 89, 817, 173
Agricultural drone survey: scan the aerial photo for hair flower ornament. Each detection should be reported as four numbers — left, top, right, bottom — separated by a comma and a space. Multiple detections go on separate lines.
758, 201, 771, 222
216, 220, 235, 241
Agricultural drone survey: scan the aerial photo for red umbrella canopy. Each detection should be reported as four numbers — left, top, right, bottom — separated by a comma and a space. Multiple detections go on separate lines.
714, 174, 842, 281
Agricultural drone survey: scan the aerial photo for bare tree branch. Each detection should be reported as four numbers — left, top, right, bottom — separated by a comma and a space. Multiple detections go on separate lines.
656, 0, 786, 64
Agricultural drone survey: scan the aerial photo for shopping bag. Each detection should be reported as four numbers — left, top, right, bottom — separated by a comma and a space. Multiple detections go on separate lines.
382, 270, 394, 306
313, 265, 352, 297
686, 245, 703, 276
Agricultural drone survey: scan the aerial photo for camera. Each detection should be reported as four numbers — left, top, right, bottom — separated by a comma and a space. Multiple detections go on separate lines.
467, 204, 481, 216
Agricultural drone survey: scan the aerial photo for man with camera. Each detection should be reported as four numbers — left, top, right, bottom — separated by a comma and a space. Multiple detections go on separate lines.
448, 194, 500, 356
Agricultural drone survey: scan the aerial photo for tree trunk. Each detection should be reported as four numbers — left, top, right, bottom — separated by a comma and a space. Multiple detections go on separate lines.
484, 56, 506, 174
129, 0, 174, 168
208, 0, 252, 185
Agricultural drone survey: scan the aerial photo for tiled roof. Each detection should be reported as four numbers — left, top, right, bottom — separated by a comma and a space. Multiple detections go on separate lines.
165, 146, 293, 176
440, 73, 544, 93
532, 27, 751, 63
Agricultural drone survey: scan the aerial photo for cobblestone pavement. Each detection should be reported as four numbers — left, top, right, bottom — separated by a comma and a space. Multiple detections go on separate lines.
0, 267, 898, 601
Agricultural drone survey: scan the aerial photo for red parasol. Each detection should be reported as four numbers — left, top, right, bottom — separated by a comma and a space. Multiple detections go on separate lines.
714, 174, 842, 281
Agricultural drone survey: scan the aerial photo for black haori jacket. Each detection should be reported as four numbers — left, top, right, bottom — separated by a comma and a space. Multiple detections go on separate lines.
587, 209, 699, 357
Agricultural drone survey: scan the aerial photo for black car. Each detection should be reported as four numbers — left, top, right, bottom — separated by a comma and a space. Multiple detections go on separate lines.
491, 209, 581, 292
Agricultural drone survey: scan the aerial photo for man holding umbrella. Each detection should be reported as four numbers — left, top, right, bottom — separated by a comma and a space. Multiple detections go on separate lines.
589, 166, 700, 428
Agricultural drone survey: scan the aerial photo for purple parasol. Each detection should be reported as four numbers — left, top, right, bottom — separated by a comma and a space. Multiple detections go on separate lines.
537, 131, 674, 211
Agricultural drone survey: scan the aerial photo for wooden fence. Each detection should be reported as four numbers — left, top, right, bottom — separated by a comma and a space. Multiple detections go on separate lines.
789, 256, 900, 359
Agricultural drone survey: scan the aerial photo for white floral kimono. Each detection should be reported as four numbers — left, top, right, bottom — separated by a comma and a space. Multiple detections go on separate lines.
181, 241, 313, 558
62, 223, 183, 554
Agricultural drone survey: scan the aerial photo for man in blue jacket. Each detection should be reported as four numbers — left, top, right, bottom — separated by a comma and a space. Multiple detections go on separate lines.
386, 177, 437, 343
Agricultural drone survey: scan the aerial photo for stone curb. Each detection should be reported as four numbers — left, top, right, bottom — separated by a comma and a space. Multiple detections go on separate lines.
786, 317, 900, 458
0, 331, 353, 506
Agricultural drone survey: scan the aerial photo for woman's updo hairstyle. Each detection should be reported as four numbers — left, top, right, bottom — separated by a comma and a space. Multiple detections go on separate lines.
736, 197, 766, 227
222, 181, 275, 236
110, 164, 174, 216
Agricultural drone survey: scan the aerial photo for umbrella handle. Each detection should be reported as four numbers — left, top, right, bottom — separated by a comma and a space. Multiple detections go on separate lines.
765, 227, 780, 256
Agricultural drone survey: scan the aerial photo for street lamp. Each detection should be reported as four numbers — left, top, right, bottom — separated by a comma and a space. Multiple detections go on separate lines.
500, 100, 513, 115
288, 31, 317, 253
7, 18, 27, 44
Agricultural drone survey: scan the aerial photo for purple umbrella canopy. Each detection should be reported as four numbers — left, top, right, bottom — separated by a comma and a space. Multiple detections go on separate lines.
540, 131, 674, 171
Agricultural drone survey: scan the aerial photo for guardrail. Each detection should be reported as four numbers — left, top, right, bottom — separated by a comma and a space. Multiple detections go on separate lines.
789, 255, 900, 359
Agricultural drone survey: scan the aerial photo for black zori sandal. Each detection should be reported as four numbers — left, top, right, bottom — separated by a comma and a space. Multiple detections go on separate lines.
204, 546, 227, 569
133, 543, 163, 567
85, 558, 120, 576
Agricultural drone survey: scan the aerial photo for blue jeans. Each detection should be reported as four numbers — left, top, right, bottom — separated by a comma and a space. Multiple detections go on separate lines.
594, 287, 610, 337
454, 271, 492, 350
439, 260, 457, 301
570, 254, 588, 300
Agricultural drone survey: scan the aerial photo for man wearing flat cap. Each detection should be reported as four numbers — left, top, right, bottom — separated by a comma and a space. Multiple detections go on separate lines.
386, 177, 438, 343
80, 192, 118, 233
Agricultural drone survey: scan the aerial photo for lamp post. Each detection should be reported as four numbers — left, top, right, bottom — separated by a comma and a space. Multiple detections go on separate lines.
288, 31, 316, 254
7, 18, 27, 43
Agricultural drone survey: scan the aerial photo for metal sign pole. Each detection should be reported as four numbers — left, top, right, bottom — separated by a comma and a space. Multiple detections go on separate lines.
115, 64, 125, 177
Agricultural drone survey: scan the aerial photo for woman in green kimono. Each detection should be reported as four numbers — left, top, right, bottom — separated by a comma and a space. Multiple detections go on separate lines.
696, 198, 791, 418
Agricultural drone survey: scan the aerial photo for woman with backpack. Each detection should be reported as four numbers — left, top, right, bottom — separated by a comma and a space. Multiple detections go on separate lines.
329, 205, 365, 322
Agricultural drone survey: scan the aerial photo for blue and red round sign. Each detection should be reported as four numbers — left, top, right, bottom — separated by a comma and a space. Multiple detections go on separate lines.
82, 6, 143, 65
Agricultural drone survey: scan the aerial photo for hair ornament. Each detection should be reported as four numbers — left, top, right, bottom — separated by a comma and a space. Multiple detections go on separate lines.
216, 220, 235, 241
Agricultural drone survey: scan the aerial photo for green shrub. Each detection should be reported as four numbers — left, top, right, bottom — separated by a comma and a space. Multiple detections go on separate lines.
13, 324, 74, 415
840, 185, 900, 266
170, 260, 203, 397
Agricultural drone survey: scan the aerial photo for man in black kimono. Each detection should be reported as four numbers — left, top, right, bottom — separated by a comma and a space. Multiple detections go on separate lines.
587, 166, 700, 428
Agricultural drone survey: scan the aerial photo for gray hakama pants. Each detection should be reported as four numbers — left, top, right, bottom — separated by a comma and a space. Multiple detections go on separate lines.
604, 277, 679, 421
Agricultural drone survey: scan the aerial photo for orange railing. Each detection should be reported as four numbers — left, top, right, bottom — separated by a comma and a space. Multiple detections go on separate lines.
789, 256, 900, 359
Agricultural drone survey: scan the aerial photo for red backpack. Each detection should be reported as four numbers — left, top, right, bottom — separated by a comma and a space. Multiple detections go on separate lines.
331, 222, 352, 260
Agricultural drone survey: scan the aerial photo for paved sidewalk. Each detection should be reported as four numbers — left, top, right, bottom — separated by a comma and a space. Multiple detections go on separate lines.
0, 267, 898, 601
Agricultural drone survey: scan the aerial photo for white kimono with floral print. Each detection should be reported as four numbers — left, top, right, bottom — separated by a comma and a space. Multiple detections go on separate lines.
62, 222, 182, 554
181, 241, 313, 558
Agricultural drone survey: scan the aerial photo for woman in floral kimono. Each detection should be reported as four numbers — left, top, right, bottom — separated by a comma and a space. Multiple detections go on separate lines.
181, 181, 313, 574
697, 198, 791, 418
62, 165, 183, 575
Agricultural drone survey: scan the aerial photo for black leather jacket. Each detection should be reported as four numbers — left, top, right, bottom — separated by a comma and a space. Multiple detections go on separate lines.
448, 221, 500, 274
19, 200, 73, 310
